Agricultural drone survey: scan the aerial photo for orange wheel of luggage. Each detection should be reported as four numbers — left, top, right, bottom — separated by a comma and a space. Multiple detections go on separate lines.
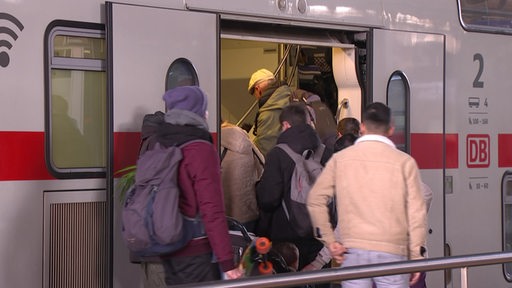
258, 261, 273, 275
255, 237, 271, 254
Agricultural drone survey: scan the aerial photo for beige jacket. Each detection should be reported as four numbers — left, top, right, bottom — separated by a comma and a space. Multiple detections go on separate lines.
307, 135, 427, 260
221, 123, 265, 223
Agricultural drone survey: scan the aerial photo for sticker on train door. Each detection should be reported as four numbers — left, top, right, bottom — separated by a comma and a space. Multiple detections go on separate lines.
466, 134, 490, 168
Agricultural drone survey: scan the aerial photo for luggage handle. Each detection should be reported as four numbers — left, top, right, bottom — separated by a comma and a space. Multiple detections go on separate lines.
226, 216, 253, 242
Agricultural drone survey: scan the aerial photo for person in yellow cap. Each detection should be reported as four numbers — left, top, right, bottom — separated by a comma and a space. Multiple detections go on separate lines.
248, 68, 291, 157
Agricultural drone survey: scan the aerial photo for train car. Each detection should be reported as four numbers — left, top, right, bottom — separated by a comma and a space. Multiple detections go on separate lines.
2, 0, 512, 287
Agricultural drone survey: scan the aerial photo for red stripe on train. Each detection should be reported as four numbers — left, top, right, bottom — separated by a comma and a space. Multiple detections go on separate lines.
114, 132, 140, 174
0, 131, 219, 181
411, 133, 458, 169
0, 131, 143, 181
6, 131, 511, 179
0, 131, 53, 180
498, 134, 512, 167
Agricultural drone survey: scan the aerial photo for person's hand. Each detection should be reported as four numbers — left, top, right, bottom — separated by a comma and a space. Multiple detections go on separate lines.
409, 272, 421, 285
225, 267, 244, 279
328, 241, 347, 264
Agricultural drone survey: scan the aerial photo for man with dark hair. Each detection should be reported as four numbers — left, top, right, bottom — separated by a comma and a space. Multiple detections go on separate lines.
334, 117, 360, 152
336, 117, 360, 137
308, 102, 427, 288
278, 102, 311, 128
256, 102, 332, 271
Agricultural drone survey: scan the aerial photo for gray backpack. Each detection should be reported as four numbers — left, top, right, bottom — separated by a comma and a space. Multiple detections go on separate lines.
276, 143, 325, 238
121, 140, 207, 257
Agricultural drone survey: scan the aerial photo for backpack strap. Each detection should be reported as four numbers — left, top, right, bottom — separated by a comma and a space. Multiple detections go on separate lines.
313, 143, 326, 162
276, 143, 302, 163
277, 143, 324, 163
220, 147, 228, 163
178, 139, 212, 148
253, 148, 264, 167
276, 143, 298, 223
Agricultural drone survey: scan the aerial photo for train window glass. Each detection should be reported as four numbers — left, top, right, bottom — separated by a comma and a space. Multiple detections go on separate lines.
459, 0, 512, 33
46, 25, 106, 177
165, 58, 199, 91
502, 172, 512, 280
53, 35, 105, 60
386, 72, 409, 153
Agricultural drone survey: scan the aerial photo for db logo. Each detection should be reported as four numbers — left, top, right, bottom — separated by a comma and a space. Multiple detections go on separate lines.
466, 134, 490, 168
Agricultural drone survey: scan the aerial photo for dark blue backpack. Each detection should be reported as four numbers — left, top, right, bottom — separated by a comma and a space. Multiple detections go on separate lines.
121, 140, 207, 257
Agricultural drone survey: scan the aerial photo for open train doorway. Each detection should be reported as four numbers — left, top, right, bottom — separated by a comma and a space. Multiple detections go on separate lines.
218, 20, 446, 287
219, 20, 368, 134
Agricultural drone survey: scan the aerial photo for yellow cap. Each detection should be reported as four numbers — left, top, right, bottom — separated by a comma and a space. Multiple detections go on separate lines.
248, 69, 275, 93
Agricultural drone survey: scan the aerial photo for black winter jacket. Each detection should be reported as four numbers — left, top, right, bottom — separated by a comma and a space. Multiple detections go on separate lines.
255, 123, 332, 269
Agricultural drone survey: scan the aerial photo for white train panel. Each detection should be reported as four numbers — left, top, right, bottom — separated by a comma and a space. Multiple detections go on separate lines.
185, 0, 384, 27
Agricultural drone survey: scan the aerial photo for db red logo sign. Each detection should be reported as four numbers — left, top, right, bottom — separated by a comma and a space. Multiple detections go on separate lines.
467, 134, 490, 168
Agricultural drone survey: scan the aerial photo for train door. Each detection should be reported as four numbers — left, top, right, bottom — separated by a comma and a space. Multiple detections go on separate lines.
106, 3, 218, 286
371, 29, 445, 287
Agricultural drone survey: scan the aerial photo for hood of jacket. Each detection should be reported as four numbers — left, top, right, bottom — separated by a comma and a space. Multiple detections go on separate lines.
154, 110, 212, 147
276, 123, 320, 154
221, 124, 254, 155
141, 111, 165, 140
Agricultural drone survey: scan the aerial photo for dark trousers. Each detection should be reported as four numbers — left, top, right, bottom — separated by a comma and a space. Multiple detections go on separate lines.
161, 253, 221, 286
293, 238, 324, 270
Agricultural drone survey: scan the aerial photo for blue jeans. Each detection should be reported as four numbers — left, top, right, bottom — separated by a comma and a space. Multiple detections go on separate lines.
341, 248, 409, 288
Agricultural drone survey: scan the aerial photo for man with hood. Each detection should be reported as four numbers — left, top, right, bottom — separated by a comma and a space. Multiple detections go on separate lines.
152, 86, 242, 285
248, 68, 291, 157
255, 103, 333, 271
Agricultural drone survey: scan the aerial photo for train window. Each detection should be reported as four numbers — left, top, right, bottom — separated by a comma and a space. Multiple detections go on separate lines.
459, 0, 512, 33
53, 35, 105, 60
386, 72, 410, 153
502, 171, 512, 280
165, 58, 199, 91
45, 23, 106, 177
